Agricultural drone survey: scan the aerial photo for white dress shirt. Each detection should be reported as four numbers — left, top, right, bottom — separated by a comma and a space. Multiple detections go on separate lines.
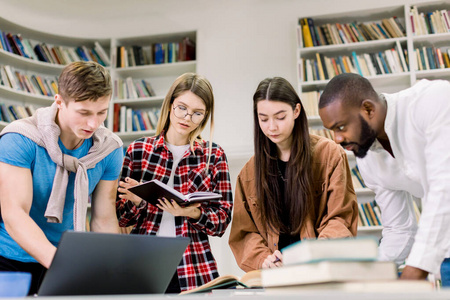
357, 79, 450, 274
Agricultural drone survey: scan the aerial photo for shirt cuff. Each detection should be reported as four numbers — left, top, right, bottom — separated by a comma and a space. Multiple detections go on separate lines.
406, 242, 446, 274
189, 207, 207, 228
125, 199, 146, 211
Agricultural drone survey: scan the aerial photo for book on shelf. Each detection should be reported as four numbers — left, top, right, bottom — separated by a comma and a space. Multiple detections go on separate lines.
301, 44, 409, 82
0, 103, 12, 123
261, 260, 397, 288
3, 65, 18, 90
351, 165, 366, 188
132, 111, 141, 131
119, 105, 126, 133
94, 42, 111, 66
281, 237, 378, 265
113, 106, 160, 133
301, 90, 321, 117
0, 103, 35, 122
1, 31, 12, 53
0, 28, 107, 65
300, 17, 408, 47
7, 105, 19, 120
116, 37, 195, 68
125, 107, 132, 133
127, 179, 222, 206
415, 47, 450, 70
0, 30, 5, 51
358, 200, 382, 227
34, 44, 49, 63
179, 37, 196, 61
410, 6, 450, 35
113, 103, 120, 132
179, 270, 261, 295
300, 18, 314, 47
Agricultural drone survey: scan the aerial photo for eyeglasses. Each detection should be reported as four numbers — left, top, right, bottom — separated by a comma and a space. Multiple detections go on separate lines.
172, 105, 205, 124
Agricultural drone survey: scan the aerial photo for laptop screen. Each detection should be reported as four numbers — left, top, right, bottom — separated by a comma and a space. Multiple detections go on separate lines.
38, 231, 189, 296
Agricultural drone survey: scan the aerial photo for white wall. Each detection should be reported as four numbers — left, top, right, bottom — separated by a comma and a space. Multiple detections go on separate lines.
0, 0, 421, 276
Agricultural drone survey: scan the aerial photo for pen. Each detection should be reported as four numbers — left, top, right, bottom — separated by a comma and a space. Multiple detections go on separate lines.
273, 257, 281, 263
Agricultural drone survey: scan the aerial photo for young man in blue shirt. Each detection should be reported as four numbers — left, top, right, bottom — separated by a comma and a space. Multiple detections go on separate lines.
0, 61, 123, 295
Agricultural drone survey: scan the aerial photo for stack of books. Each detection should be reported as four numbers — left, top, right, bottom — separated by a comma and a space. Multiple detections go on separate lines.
261, 237, 433, 293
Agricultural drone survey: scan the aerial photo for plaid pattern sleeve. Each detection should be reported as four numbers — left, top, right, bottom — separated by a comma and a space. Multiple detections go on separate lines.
188, 145, 233, 236
115, 137, 162, 231
115, 134, 233, 291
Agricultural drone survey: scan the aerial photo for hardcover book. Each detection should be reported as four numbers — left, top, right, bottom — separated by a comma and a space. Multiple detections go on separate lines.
282, 237, 378, 265
128, 179, 222, 206
264, 280, 433, 293
261, 260, 397, 288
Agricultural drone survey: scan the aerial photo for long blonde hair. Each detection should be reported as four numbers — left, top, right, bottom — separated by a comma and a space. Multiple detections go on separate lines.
156, 73, 215, 165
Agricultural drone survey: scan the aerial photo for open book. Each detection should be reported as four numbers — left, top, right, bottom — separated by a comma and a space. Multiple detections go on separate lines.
128, 179, 222, 206
179, 270, 261, 295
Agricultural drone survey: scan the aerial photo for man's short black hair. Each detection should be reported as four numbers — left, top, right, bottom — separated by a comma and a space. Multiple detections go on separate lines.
319, 73, 379, 109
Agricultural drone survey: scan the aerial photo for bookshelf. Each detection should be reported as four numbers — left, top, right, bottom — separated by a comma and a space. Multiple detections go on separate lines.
108, 31, 197, 145
297, 1, 450, 235
0, 13, 197, 145
0, 15, 111, 131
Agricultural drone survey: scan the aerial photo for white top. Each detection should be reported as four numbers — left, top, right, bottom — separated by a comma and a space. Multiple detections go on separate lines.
357, 79, 450, 274
156, 143, 190, 237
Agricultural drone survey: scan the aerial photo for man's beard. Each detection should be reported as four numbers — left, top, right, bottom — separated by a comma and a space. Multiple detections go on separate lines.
342, 115, 377, 158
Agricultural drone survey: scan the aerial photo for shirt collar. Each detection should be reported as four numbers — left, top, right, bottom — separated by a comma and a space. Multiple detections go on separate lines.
154, 131, 205, 155
368, 93, 396, 154
382, 93, 397, 138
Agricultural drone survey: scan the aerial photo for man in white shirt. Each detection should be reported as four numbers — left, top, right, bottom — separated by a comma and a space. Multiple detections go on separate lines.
318, 73, 450, 285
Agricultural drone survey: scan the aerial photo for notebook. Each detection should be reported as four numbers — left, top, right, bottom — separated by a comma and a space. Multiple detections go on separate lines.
38, 231, 189, 296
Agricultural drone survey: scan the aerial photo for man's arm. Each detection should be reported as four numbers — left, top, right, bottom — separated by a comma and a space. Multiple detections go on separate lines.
0, 162, 56, 268
403, 81, 450, 277
90, 179, 120, 233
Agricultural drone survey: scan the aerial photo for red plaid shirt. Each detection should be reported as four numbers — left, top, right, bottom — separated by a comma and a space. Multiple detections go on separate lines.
116, 133, 233, 292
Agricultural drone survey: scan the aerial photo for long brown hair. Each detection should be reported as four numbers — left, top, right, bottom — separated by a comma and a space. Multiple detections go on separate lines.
253, 77, 313, 235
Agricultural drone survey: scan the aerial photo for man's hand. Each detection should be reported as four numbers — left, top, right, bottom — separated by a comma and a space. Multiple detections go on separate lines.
400, 265, 429, 280
156, 198, 201, 220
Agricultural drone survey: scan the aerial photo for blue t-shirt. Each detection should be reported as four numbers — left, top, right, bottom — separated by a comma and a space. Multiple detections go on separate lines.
0, 133, 123, 263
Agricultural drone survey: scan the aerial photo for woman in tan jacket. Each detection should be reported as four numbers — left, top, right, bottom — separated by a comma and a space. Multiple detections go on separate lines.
228, 77, 358, 272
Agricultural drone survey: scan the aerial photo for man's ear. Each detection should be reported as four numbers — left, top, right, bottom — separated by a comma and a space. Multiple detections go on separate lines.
54, 94, 63, 109
361, 99, 377, 119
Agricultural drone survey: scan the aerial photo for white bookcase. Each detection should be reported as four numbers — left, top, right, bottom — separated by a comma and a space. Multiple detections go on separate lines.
0, 15, 111, 131
0, 14, 197, 147
297, 1, 450, 236
108, 31, 197, 146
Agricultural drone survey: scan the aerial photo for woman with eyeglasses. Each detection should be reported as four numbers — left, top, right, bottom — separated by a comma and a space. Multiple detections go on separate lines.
228, 77, 358, 271
116, 73, 233, 293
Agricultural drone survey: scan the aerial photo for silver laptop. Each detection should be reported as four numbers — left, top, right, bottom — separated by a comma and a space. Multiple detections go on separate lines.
38, 231, 189, 296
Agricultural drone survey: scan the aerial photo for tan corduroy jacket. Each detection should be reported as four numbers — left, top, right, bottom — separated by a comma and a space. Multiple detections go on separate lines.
228, 135, 358, 272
